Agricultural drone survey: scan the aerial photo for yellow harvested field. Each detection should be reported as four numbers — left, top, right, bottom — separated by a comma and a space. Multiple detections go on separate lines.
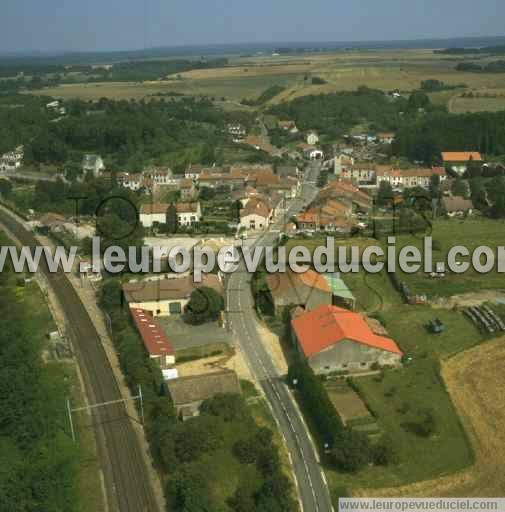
29, 49, 505, 104
355, 337, 505, 497
450, 95, 505, 113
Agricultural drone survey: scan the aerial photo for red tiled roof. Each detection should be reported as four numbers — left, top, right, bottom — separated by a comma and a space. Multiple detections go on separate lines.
376, 167, 447, 178
441, 152, 482, 162
130, 308, 174, 357
292, 304, 403, 358
265, 269, 330, 300
140, 202, 199, 215
175, 202, 199, 213
140, 203, 169, 215
240, 197, 271, 219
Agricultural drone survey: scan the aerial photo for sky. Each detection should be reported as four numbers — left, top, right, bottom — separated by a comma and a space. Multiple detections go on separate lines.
2, 0, 505, 54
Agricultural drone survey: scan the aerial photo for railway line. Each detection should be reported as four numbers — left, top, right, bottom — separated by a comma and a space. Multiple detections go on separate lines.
0, 208, 160, 512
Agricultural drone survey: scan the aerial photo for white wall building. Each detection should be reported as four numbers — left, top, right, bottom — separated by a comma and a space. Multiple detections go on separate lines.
307, 131, 319, 146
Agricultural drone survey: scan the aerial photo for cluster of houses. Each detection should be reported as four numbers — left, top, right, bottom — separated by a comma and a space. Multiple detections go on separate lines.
295, 179, 370, 234
334, 151, 484, 189
118, 168, 196, 199
187, 163, 302, 232
334, 156, 449, 191
264, 268, 403, 374
0, 145, 24, 173
124, 273, 242, 421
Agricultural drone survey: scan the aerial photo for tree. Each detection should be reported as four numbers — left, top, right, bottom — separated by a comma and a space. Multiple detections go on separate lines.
451, 178, 468, 198
332, 429, 371, 472
401, 408, 436, 437
165, 203, 178, 234
184, 286, 224, 324
200, 393, 247, 422
173, 415, 224, 463
376, 181, 394, 207
371, 436, 398, 466
199, 187, 216, 201
0, 179, 13, 198
407, 90, 430, 112
429, 174, 440, 198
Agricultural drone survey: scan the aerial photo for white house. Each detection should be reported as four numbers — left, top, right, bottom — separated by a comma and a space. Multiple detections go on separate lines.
0, 145, 24, 172
376, 167, 447, 190
176, 202, 202, 226
239, 197, 272, 231
144, 167, 174, 186
140, 203, 168, 228
304, 148, 324, 160
139, 202, 202, 228
377, 132, 395, 145
334, 154, 355, 176
117, 172, 144, 191
82, 154, 105, 177
307, 131, 319, 146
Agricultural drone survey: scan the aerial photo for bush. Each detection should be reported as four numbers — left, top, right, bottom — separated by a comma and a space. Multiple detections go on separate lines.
401, 408, 436, 437
183, 286, 224, 325
332, 429, 371, 472
200, 393, 248, 422
287, 361, 344, 445
371, 436, 398, 466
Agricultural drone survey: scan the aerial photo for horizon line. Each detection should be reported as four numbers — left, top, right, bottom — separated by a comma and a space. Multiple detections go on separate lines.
2, 33, 505, 60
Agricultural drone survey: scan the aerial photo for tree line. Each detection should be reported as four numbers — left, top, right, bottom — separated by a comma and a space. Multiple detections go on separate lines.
393, 110, 505, 164
0, 238, 80, 511
99, 280, 294, 511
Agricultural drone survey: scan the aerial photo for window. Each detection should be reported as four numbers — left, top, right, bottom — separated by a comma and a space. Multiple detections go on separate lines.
169, 302, 182, 314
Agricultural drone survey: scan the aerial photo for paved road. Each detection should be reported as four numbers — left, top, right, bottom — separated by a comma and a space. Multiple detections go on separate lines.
0, 208, 160, 512
227, 162, 334, 512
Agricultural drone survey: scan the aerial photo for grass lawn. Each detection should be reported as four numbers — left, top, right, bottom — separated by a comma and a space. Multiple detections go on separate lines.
19, 282, 105, 511
381, 305, 486, 359
326, 358, 473, 491
344, 269, 402, 313
322, 299, 484, 495
392, 218, 505, 297
176, 342, 231, 362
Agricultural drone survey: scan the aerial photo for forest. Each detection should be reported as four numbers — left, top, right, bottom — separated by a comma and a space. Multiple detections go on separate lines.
393, 110, 505, 164
455, 60, 505, 73
0, 57, 229, 82
0, 238, 80, 511
0, 94, 254, 171
267, 87, 442, 139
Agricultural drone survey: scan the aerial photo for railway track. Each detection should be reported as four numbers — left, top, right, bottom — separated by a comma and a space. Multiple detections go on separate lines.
0, 209, 160, 512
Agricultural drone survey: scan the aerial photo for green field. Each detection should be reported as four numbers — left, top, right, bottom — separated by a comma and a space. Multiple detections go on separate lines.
393, 218, 505, 297
326, 357, 473, 491
29, 49, 505, 105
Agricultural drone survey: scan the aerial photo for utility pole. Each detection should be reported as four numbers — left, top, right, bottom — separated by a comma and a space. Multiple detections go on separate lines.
66, 386, 144, 442
67, 399, 76, 442
138, 385, 145, 425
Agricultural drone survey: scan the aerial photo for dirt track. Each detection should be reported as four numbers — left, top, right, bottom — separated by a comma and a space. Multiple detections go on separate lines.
356, 337, 505, 497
